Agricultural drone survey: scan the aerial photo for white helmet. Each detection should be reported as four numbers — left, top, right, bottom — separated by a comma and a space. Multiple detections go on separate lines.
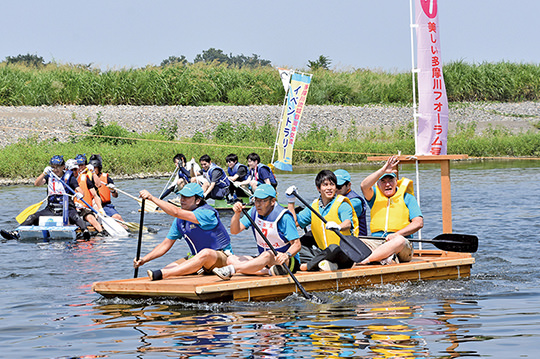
66, 159, 78, 170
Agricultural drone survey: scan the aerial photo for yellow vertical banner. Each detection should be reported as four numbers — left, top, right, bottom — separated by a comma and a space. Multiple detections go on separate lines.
273, 72, 312, 171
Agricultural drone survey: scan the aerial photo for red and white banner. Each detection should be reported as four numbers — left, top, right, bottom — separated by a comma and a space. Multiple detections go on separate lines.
415, 0, 448, 155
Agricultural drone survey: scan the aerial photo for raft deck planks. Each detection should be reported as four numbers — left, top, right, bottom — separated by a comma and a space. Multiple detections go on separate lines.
92, 250, 474, 302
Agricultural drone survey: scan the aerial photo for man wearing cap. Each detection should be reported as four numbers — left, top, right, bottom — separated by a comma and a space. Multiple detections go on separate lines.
212, 184, 301, 280
359, 155, 424, 265
135, 182, 232, 281
334, 169, 368, 236
1, 155, 91, 240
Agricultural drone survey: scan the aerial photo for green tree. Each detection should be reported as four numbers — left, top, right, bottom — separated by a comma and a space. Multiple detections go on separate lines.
194, 48, 229, 64
160, 55, 188, 67
5, 53, 46, 67
308, 55, 332, 70
194, 48, 271, 68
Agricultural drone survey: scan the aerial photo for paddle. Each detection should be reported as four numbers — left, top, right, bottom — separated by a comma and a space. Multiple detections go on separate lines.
48, 171, 128, 237
360, 233, 478, 253
134, 198, 146, 278
289, 189, 372, 263
16, 197, 47, 224
240, 207, 314, 301
158, 166, 179, 199
113, 186, 158, 213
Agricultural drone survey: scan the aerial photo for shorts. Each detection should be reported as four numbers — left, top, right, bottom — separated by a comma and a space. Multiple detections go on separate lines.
103, 203, 119, 217
174, 249, 230, 274
360, 237, 413, 263
78, 207, 94, 219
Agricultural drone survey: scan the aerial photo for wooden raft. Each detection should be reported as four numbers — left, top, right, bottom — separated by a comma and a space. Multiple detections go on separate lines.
92, 250, 474, 302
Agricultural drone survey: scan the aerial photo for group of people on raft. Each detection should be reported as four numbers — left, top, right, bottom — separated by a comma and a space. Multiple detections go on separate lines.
134, 154, 424, 281
1, 153, 124, 241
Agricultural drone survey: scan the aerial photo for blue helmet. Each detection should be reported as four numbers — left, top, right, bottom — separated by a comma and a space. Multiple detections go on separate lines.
49, 155, 65, 166
75, 154, 87, 165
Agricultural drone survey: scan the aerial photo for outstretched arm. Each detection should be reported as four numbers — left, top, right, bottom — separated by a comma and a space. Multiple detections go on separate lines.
139, 190, 199, 224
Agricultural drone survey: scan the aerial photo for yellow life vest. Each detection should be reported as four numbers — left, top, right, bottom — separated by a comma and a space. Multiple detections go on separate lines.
370, 177, 415, 234
311, 195, 359, 250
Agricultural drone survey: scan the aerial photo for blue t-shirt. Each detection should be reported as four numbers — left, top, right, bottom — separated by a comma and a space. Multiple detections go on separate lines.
165, 207, 219, 239
240, 208, 299, 242
367, 189, 423, 237
295, 196, 354, 229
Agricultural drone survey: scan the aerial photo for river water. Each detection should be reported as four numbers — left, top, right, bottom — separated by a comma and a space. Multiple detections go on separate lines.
1, 160, 539, 358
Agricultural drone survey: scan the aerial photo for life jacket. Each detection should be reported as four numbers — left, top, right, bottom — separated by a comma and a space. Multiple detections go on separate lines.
344, 189, 368, 236
227, 162, 248, 182
370, 177, 415, 234
75, 171, 94, 208
251, 163, 277, 185
204, 164, 230, 189
98, 173, 111, 205
249, 205, 294, 255
175, 203, 231, 254
47, 171, 72, 206
311, 195, 360, 250
178, 167, 191, 182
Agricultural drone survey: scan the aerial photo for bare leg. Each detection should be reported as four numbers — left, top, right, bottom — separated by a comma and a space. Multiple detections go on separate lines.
228, 252, 277, 276
360, 236, 406, 264
84, 214, 104, 232
160, 248, 219, 278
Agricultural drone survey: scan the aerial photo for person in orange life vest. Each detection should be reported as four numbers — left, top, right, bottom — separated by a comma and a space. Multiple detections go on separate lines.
359, 155, 423, 265
212, 184, 301, 280
88, 154, 124, 223
135, 183, 232, 281
237, 152, 277, 192
73, 154, 106, 234
7, 156, 91, 240
287, 170, 360, 272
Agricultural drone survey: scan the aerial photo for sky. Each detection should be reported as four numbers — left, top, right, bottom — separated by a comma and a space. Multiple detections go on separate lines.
3, 0, 540, 72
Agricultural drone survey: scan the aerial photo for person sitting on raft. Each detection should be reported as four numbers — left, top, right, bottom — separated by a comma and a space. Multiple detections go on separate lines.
135, 183, 232, 281
358, 155, 423, 265
196, 154, 230, 200
160, 153, 192, 200
89, 154, 124, 224
1, 155, 91, 241
287, 170, 360, 272
225, 153, 251, 200
212, 184, 301, 280
237, 152, 277, 192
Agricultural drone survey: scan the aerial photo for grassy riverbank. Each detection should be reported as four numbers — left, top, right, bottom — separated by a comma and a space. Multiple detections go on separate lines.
0, 119, 538, 181
2, 61, 540, 106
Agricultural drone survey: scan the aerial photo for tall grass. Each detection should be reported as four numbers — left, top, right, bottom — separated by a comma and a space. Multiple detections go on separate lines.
2, 61, 540, 106
0, 120, 538, 180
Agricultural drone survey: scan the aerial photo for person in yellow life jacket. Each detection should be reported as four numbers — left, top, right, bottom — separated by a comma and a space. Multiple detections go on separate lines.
287, 170, 360, 272
89, 154, 124, 223
360, 155, 424, 265
73, 154, 106, 236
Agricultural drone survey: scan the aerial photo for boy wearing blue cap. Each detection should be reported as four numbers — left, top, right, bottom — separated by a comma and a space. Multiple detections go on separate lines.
212, 184, 301, 280
359, 155, 423, 265
334, 169, 368, 236
135, 182, 232, 281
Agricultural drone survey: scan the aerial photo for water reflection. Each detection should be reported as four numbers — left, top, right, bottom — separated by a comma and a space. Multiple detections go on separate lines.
91, 297, 483, 358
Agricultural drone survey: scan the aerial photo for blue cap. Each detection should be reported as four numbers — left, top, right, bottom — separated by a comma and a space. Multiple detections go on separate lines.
178, 182, 204, 198
50, 155, 65, 166
250, 184, 276, 200
379, 172, 397, 181
75, 154, 87, 165
334, 169, 351, 186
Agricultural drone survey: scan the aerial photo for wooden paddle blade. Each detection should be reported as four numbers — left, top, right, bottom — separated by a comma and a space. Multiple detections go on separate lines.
16, 200, 45, 224
339, 235, 372, 263
100, 215, 129, 237
429, 233, 479, 253
139, 199, 159, 212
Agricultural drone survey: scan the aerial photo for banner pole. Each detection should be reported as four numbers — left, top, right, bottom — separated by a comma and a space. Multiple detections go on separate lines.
271, 71, 292, 164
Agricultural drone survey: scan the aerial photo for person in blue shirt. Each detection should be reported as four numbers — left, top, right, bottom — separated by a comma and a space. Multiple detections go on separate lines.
238, 152, 277, 192
359, 155, 424, 265
287, 170, 360, 271
212, 184, 301, 280
225, 153, 251, 200
197, 154, 230, 200
135, 182, 232, 281
334, 169, 368, 236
